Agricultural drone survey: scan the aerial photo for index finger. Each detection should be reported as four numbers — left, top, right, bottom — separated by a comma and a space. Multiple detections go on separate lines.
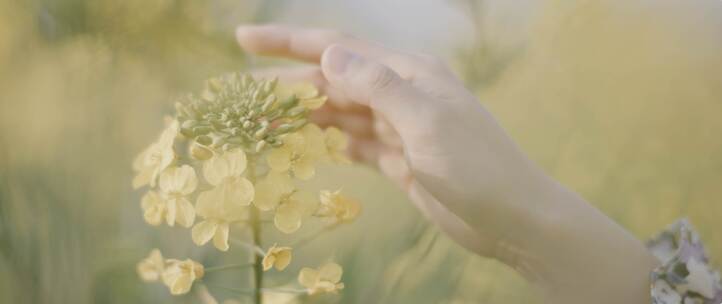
235, 24, 419, 76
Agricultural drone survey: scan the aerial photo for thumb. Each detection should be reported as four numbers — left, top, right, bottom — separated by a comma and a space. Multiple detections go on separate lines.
320, 45, 438, 135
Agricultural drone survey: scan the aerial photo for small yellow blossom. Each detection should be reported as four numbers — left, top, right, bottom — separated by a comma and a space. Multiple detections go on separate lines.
137, 249, 164, 282
253, 172, 294, 211
141, 191, 166, 226
192, 189, 250, 251
298, 262, 345, 295
193, 149, 254, 251
201, 149, 254, 207
317, 190, 361, 224
132, 120, 178, 189
162, 259, 204, 295
158, 165, 198, 227
262, 244, 293, 271
324, 127, 351, 164
266, 124, 326, 180
274, 190, 318, 234
274, 82, 327, 110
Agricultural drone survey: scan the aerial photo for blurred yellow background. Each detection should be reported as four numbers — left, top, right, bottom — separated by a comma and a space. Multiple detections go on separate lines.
1, 0, 721, 303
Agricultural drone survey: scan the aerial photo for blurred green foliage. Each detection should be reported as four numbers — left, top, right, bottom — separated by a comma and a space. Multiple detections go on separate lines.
1, 0, 721, 303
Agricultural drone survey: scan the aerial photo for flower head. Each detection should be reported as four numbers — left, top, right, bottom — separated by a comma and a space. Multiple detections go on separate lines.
298, 262, 345, 295
267, 124, 326, 180
317, 190, 361, 224
157, 165, 198, 227
132, 120, 178, 188
262, 244, 293, 271
137, 249, 164, 282
162, 259, 204, 295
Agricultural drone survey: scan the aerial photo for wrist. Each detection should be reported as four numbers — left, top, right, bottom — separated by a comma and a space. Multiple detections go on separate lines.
518, 176, 658, 303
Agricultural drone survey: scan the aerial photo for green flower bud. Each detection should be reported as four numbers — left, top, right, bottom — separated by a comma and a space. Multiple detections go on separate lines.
286, 106, 307, 117
195, 135, 212, 146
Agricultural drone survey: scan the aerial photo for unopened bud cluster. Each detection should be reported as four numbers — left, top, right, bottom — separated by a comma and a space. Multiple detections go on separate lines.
175, 73, 317, 157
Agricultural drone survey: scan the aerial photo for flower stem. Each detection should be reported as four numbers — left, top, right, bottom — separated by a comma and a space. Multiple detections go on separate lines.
291, 223, 339, 249
247, 155, 264, 304
205, 263, 254, 273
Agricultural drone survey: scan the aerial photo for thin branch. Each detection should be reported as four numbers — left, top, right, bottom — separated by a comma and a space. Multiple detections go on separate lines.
290, 223, 339, 249
205, 263, 254, 273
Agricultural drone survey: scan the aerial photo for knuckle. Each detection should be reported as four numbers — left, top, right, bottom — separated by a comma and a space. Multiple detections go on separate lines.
367, 65, 400, 92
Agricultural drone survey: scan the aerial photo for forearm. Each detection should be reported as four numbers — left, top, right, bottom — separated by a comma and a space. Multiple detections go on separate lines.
517, 175, 658, 304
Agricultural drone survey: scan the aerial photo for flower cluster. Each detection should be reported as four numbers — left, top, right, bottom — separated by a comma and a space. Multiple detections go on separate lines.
133, 73, 360, 300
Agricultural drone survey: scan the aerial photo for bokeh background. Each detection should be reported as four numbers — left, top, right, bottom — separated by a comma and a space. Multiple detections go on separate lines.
1, 0, 721, 303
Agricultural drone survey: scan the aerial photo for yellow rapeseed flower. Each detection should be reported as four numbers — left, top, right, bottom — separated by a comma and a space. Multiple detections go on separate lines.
262, 244, 293, 271
157, 165, 198, 227
132, 120, 178, 189
162, 259, 204, 295
274, 190, 318, 234
137, 249, 164, 282
317, 190, 361, 224
193, 149, 254, 251
192, 188, 250, 251
140, 191, 166, 226
253, 172, 294, 211
298, 262, 345, 295
323, 127, 351, 164
266, 124, 326, 180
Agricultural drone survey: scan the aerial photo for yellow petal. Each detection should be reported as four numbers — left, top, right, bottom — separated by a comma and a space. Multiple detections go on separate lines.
266, 148, 292, 172
292, 156, 315, 180
169, 275, 193, 295
137, 249, 164, 282
300, 96, 327, 109
194, 189, 218, 219
325, 127, 348, 150
132, 167, 153, 189
160, 165, 198, 195
298, 268, 320, 288
212, 222, 230, 251
283, 133, 306, 154
141, 191, 165, 226
174, 198, 196, 228
319, 263, 343, 283
274, 201, 302, 234
132, 146, 150, 172
275, 82, 318, 100
191, 220, 218, 246
165, 198, 177, 227
224, 177, 254, 206
253, 173, 294, 211
223, 149, 247, 177
203, 154, 230, 186
274, 248, 292, 271
262, 254, 276, 271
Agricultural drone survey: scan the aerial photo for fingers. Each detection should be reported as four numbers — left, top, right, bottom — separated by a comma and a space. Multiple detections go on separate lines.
250, 65, 326, 87
236, 24, 418, 76
320, 45, 442, 139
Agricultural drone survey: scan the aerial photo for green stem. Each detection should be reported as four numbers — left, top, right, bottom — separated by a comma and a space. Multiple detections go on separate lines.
247, 155, 264, 304
291, 223, 339, 249
205, 263, 254, 273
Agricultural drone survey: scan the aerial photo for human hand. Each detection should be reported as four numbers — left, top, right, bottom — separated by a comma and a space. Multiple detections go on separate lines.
235, 25, 657, 303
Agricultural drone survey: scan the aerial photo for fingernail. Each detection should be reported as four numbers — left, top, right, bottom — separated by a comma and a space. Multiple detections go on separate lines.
324, 46, 357, 74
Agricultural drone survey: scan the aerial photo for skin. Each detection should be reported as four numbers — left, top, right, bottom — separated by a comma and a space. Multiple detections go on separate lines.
235, 24, 658, 303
